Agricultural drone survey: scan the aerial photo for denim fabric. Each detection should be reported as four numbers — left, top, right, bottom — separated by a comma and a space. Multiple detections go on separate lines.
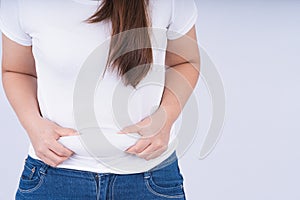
15, 151, 186, 200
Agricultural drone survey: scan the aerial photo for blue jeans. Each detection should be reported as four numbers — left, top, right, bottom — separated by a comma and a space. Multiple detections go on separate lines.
15, 151, 186, 200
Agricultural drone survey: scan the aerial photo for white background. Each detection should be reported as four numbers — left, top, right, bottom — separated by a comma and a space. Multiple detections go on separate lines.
1, 0, 299, 199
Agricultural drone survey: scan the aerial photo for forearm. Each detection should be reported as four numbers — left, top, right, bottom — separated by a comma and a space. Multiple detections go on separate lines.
160, 62, 200, 123
2, 71, 42, 133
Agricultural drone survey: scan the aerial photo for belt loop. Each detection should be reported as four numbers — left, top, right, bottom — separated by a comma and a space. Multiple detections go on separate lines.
39, 162, 49, 175
143, 171, 151, 179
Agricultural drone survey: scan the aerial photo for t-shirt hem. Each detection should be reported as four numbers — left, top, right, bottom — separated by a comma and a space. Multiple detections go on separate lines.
27, 140, 178, 174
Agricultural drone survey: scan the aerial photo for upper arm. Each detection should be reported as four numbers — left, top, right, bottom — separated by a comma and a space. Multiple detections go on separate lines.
0, 0, 35, 77
165, 0, 200, 69
2, 33, 36, 77
165, 25, 200, 69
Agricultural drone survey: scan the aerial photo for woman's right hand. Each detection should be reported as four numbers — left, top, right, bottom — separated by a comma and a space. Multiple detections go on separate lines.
27, 117, 78, 167
1, 35, 78, 167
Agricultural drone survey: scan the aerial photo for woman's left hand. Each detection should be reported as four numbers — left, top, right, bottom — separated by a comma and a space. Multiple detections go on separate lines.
118, 107, 174, 160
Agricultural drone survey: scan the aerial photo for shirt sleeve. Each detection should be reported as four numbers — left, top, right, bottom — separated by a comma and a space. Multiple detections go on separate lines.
166, 0, 198, 40
0, 0, 32, 46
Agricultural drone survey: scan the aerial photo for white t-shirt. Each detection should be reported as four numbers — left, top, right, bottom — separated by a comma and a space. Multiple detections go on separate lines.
0, 0, 198, 174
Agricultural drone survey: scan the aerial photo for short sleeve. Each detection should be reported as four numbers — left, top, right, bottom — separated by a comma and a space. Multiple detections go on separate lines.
0, 0, 32, 46
166, 0, 198, 40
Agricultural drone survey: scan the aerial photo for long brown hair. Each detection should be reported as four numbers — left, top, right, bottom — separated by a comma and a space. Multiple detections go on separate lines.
87, 0, 153, 88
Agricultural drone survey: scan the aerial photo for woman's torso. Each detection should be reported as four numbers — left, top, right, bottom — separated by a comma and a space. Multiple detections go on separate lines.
20, 0, 180, 174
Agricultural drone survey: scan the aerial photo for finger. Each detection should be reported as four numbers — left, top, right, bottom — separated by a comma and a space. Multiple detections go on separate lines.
118, 124, 142, 134
55, 127, 78, 137
49, 141, 73, 157
43, 150, 68, 167
135, 144, 158, 159
39, 155, 57, 167
119, 116, 154, 134
137, 143, 168, 160
126, 139, 151, 154
144, 148, 168, 160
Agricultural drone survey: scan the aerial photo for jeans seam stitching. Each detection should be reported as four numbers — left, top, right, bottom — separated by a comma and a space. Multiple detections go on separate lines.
150, 176, 183, 190
18, 174, 45, 193
144, 178, 184, 199
111, 175, 118, 200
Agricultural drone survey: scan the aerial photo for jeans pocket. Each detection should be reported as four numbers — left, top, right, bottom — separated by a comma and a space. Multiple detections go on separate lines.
144, 160, 185, 199
18, 157, 47, 193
